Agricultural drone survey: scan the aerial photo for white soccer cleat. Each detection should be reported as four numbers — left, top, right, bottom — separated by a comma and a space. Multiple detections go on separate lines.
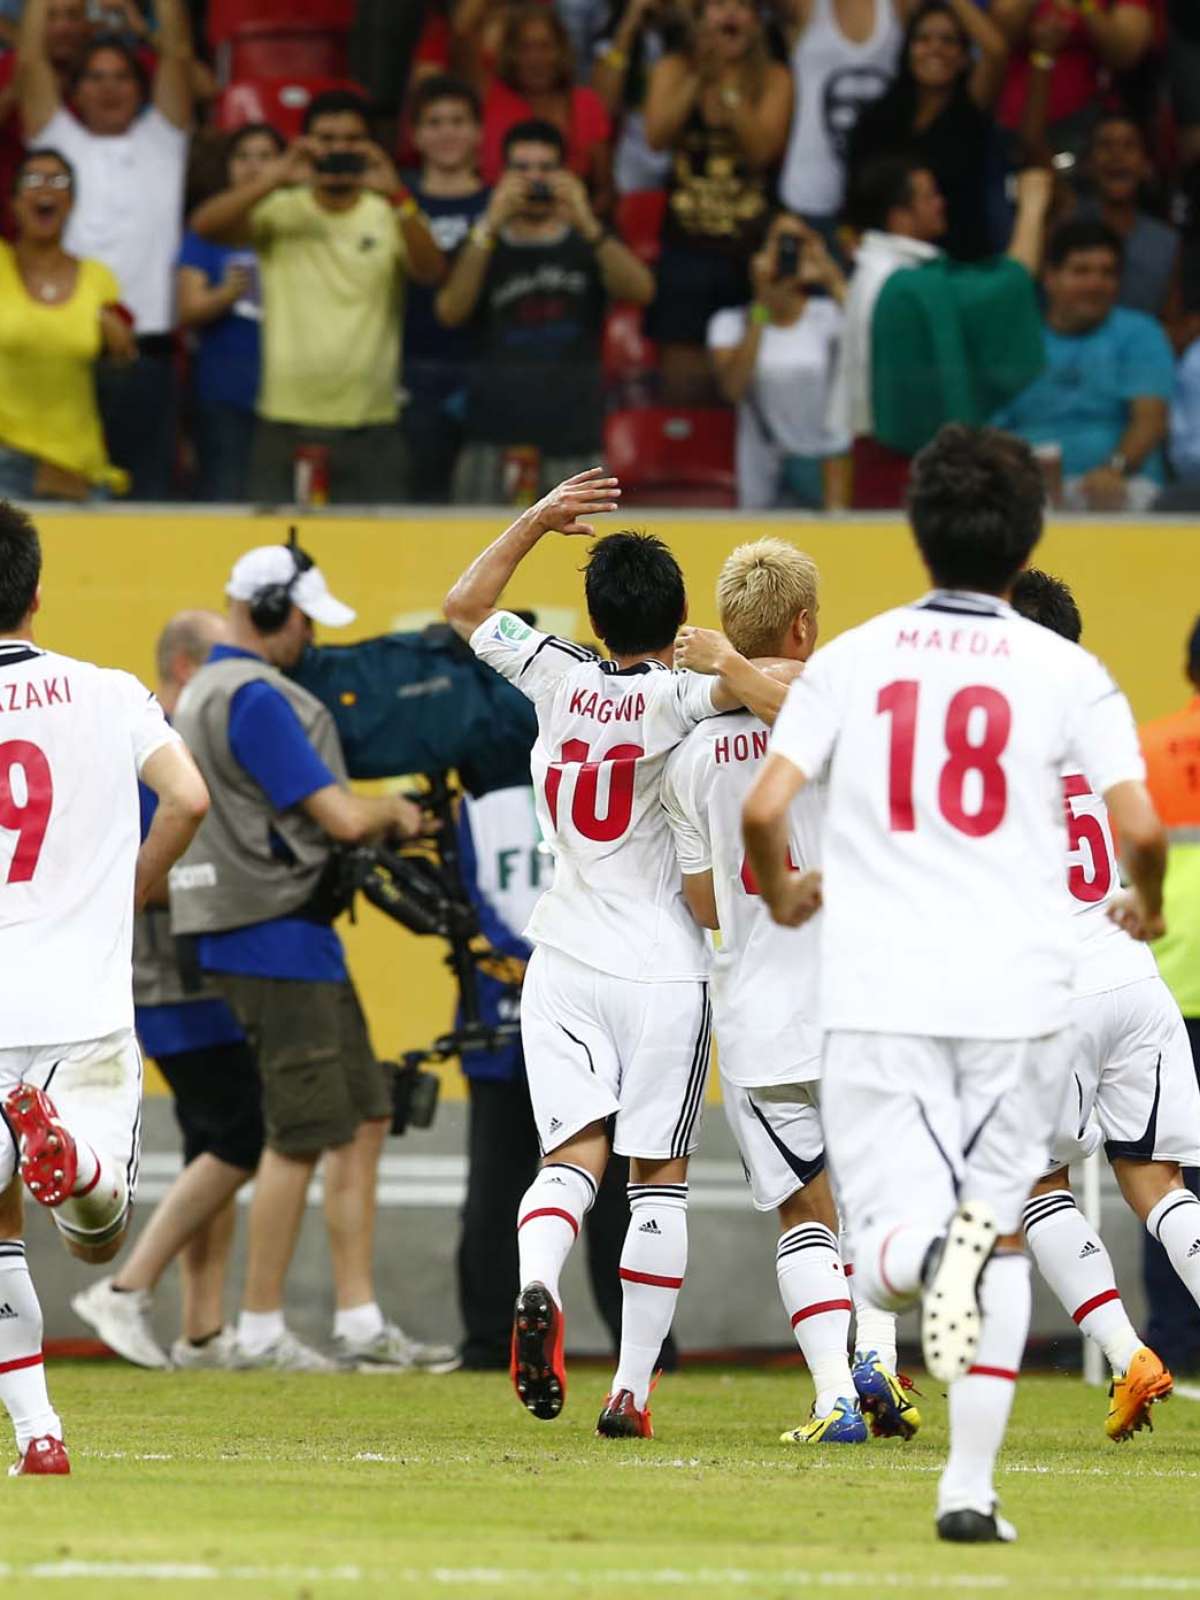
231, 1329, 337, 1373
71, 1277, 170, 1371
334, 1321, 461, 1373
921, 1201, 998, 1384
170, 1327, 238, 1370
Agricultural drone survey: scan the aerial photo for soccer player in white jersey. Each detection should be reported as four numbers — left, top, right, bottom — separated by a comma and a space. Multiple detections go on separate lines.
0, 504, 209, 1477
1010, 570, 1200, 1442
663, 539, 917, 1447
445, 470, 779, 1438
740, 425, 1167, 1543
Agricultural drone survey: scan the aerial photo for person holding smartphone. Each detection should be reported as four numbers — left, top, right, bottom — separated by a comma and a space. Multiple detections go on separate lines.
708, 213, 851, 510
188, 90, 446, 505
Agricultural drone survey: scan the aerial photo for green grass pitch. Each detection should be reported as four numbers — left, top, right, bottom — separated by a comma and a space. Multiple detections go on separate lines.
3, 1363, 1199, 1599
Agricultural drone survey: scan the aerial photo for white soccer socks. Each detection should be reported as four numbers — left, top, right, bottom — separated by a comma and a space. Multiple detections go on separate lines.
776, 1223, 854, 1415
937, 1251, 1030, 1519
611, 1184, 688, 1409
54, 1140, 128, 1251
0, 1241, 61, 1453
1146, 1189, 1200, 1308
854, 1221, 936, 1311
1023, 1189, 1141, 1375
516, 1163, 597, 1307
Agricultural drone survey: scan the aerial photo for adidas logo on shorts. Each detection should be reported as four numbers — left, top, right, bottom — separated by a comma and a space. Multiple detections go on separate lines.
0, 1301, 16, 1320
548, 1117, 562, 1134
1078, 1241, 1100, 1259
1187, 1239, 1200, 1259
638, 1219, 661, 1235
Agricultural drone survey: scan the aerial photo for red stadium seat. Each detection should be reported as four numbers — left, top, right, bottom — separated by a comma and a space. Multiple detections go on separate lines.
616, 190, 666, 266
215, 76, 363, 139
604, 407, 736, 508
208, 0, 353, 44
602, 304, 658, 385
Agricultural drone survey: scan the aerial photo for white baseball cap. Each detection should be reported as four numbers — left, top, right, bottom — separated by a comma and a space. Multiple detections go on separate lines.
225, 545, 356, 629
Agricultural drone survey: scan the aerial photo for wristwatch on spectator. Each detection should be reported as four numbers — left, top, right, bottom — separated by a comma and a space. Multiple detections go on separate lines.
1108, 451, 1130, 477
471, 221, 496, 251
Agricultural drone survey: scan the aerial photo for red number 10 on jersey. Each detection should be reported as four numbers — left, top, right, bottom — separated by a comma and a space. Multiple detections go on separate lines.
545, 739, 645, 843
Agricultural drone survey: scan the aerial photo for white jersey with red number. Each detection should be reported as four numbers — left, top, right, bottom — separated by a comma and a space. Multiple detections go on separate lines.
768, 591, 1145, 1038
663, 711, 823, 1086
470, 611, 718, 981
0, 641, 177, 1046
1061, 769, 1156, 996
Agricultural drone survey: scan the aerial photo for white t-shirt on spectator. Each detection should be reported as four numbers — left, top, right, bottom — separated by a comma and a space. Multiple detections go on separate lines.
708, 301, 849, 508
39, 105, 187, 335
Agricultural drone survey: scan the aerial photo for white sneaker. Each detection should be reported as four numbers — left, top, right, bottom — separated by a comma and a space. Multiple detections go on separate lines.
71, 1277, 170, 1371
922, 1200, 998, 1384
333, 1321, 461, 1373
170, 1327, 237, 1370
231, 1329, 337, 1373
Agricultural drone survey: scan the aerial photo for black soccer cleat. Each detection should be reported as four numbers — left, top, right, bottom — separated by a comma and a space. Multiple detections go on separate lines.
937, 1508, 1016, 1544
510, 1282, 566, 1421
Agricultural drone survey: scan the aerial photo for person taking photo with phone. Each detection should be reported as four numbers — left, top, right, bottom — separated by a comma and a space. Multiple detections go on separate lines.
708, 213, 851, 510
189, 89, 445, 505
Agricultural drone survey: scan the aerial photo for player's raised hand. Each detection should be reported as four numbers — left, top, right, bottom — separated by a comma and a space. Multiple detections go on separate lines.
766, 868, 823, 929
675, 625, 733, 676
528, 467, 621, 538
1106, 889, 1166, 944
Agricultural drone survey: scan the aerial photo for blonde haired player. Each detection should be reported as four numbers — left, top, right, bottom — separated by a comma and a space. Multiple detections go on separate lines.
666, 539, 917, 1445
0, 502, 209, 1476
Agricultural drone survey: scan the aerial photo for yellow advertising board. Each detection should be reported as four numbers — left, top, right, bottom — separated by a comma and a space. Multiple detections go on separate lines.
31, 508, 1200, 1094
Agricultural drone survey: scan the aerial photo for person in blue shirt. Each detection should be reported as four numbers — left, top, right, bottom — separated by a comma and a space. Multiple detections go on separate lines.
402, 76, 490, 502
177, 123, 283, 500
72, 610, 264, 1372
168, 543, 457, 1372
992, 218, 1175, 512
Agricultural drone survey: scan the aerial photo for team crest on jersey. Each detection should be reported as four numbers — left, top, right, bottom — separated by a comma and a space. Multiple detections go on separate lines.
495, 615, 533, 646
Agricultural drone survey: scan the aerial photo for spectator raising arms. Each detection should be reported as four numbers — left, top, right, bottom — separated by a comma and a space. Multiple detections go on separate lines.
644, 0, 793, 402
436, 118, 653, 503
992, 218, 1175, 511
847, 0, 1011, 261
17, 0, 194, 500
592, 0, 673, 195
404, 76, 491, 504
777, 0, 907, 236
0, 147, 133, 500
177, 123, 284, 502
708, 214, 851, 509
0, 0, 92, 231
479, 5, 613, 214
190, 90, 445, 506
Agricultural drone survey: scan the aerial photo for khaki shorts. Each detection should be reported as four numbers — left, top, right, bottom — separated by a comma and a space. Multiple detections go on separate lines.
212, 976, 392, 1157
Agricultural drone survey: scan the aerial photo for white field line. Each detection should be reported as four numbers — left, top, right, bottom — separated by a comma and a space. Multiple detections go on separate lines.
1, 1564, 1200, 1591
1171, 1382, 1200, 1403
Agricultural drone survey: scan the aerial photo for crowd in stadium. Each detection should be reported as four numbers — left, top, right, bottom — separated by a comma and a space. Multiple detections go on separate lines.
0, 0, 1198, 510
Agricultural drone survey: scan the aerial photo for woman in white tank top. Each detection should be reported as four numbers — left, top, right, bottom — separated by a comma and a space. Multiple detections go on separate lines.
778, 0, 908, 225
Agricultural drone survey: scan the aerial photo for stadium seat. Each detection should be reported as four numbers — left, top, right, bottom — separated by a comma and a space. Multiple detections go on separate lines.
604, 407, 736, 508
215, 76, 363, 139
616, 190, 666, 266
207, 0, 353, 43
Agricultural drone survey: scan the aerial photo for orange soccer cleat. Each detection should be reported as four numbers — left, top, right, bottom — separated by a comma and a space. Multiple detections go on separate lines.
9, 1436, 70, 1477
596, 1388, 654, 1439
510, 1282, 566, 1421
3, 1085, 78, 1209
1106, 1345, 1174, 1442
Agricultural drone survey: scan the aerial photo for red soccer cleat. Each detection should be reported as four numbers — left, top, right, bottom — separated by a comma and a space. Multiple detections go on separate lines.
9, 1436, 70, 1477
3, 1084, 78, 1209
596, 1388, 654, 1439
510, 1282, 566, 1420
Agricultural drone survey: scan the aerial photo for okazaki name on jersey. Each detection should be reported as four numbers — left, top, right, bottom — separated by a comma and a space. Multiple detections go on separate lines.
0, 675, 72, 712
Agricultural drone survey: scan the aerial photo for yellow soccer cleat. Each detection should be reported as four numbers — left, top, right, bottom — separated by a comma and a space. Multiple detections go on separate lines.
852, 1350, 923, 1440
780, 1397, 868, 1445
1106, 1345, 1173, 1443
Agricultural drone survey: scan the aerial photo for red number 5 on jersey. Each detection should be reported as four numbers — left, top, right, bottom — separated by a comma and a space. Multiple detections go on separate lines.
1062, 773, 1114, 903
877, 680, 1011, 837
545, 738, 645, 842
0, 739, 53, 883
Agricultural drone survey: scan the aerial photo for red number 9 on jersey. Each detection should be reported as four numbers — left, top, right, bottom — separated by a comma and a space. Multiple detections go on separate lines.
0, 739, 53, 884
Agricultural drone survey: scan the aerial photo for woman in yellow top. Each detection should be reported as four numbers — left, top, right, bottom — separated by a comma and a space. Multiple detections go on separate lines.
0, 148, 135, 499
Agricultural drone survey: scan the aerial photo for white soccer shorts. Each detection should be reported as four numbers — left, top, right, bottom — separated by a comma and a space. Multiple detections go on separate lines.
520, 945, 711, 1160
0, 1028, 143, 1238
722, 1079, 825, 1213
1049, 976, 1200, 1172
821, 1030, 1073, 1243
